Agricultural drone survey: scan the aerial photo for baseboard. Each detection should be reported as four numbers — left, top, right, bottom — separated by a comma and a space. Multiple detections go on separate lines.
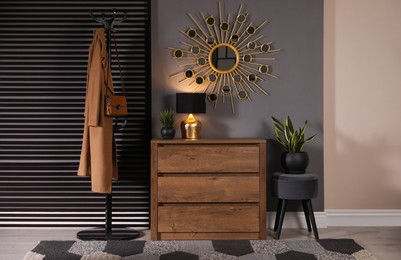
267, 210, 401, 228
325, 209, 401, 226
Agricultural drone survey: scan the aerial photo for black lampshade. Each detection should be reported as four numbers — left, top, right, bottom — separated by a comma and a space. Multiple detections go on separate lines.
176, 93, 206, 114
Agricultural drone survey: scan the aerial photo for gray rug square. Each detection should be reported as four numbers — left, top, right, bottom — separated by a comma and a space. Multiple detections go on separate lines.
176, 240, 214, 256
284, 240, 327, 255
68, 240, 107, 256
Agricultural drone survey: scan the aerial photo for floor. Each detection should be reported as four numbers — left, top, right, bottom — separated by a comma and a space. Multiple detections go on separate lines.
0, 227, 400, 260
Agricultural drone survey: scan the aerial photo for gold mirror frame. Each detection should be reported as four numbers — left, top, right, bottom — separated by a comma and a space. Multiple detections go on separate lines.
208, 43, 239, 74
169, 1, 280, 113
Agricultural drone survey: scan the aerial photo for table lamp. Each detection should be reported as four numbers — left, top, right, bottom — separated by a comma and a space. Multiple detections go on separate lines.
176, 93, 206, 139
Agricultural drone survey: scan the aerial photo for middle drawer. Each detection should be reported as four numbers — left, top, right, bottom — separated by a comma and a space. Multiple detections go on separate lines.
158, 175, 259, 203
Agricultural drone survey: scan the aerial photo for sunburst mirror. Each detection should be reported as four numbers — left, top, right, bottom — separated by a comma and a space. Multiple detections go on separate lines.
169, 1, 280, 113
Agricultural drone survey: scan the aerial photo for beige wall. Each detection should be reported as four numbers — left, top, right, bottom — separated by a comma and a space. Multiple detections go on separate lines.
324, 0, 401, 209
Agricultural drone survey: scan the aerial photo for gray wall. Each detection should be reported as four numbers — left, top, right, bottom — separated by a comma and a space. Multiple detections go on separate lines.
151, 0, 324, 211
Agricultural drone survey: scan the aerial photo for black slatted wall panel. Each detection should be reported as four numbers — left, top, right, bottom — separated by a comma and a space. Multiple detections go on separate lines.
0, 0, 151, 227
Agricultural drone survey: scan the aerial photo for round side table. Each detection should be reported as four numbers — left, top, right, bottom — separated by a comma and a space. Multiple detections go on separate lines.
272, 172, 319, 239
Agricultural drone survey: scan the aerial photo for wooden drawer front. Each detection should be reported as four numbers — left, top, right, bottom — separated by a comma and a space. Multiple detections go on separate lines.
158, 205, 259, 233
157, 145, 259, 172
158, 176, 259, 203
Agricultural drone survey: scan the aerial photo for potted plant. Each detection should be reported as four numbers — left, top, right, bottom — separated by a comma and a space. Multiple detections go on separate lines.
272, 116, 316, 174
160, 109, 176, 139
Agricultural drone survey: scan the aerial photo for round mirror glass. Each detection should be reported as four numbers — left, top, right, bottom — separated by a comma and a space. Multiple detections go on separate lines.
197, 57, 206, 66
248, 74, 257, 82
209, 74, 217, 82
220, 22, 229, 31
260, 43, 270, 52
237, 14, 246, 23
247, 41, 257, 50
195, 76, 204, 85
222, 85, 231, 93
208, 93, 217, 102
187, 29, 197, 38
173, 49, 183, 58
191, 46, 200, 55
206, 17, 215, 26
243, 54, 252, 63
230, 34, 239, 43
238, 90, 247, 99
184, 69, 194, 78
246, 25, 256, 35
259, 65, 269, 74
206, 36, 215, 45
233, 74, 242, 83
208, 43, 239, 74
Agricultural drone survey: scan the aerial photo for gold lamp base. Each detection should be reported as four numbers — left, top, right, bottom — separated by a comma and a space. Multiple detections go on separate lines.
181, 114, 201, 139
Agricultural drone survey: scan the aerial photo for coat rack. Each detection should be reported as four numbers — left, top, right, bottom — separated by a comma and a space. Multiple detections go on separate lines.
77, 9, 139, 241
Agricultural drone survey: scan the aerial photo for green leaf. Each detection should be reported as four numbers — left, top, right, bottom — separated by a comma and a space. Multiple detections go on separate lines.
276, 136, 288, 149
286, 116, 294, 134
299, 127, 305, 143
284, 124, 292, 143
290, 132, 298, 153
305, 135, 316, 142
272, 117, 284, 132
300, 124, 306, 137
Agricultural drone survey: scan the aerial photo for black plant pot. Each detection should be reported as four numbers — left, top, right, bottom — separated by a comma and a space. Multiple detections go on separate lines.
281, 152, 309, 174
161, 127, 175, 139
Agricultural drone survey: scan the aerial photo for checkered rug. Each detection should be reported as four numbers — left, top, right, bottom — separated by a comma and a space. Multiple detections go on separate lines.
23, 239, 377, 260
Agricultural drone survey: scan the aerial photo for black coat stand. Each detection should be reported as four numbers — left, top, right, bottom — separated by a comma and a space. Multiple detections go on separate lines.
76, 9, 139, 241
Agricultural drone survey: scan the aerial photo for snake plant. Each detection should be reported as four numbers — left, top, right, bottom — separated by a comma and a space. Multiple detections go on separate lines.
272, 116, 316, 153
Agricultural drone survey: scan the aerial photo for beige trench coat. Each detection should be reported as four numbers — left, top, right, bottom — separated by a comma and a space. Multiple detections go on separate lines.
78, 28, 117, 194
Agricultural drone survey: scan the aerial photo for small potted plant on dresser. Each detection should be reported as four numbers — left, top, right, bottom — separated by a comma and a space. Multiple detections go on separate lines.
160, 109, 176, 139
272, 116, 316, 174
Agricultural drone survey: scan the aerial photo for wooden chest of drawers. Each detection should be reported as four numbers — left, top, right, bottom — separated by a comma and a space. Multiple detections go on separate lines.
151, 138, 266, 240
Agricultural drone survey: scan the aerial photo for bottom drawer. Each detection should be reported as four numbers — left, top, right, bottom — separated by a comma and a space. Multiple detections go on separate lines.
158, 204, 259, 233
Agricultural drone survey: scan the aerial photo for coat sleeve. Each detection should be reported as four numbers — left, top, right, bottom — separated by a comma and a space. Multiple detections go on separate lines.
87, 38, 103, 127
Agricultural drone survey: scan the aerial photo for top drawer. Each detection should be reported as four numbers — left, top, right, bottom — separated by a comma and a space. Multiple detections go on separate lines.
157, 144, 260, 173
